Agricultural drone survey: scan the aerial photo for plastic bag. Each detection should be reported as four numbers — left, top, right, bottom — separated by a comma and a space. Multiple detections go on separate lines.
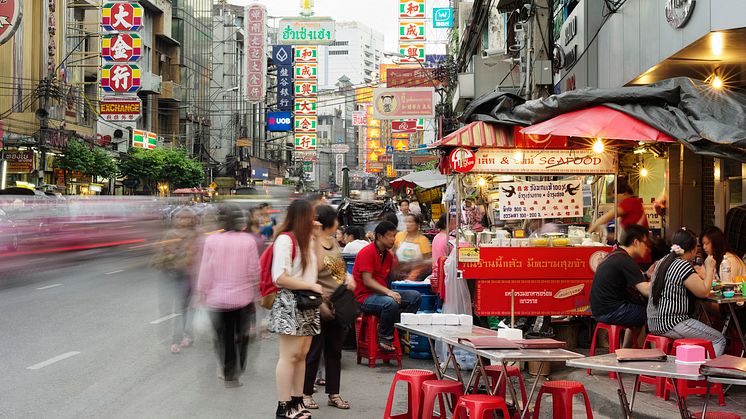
435, 244, 477, 370
192, 307, 212, 336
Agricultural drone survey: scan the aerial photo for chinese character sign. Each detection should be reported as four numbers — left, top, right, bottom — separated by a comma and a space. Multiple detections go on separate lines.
101, 2, 144, 32
295, 46, 318, 62
101, 33, 142, 62
295, 81, 317, 97
295, 99, 317, 116
399, 0, 425, 19
277, 64, 294, 111
294, 63, 317, 80
295, 134, 317, 150
295, 116, 317, 133
498, 181, 583, 220
245, 4, 267, 102
399, 21, 425, 41
101, 64, 141, 93
398, 43, 425, 62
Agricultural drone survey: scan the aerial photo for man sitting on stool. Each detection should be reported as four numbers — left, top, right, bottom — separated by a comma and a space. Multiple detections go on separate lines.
353, 221, 421, 352
590, 224, 652, 347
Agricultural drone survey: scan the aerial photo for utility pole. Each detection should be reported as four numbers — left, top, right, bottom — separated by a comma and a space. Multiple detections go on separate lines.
527, 0, 552, 100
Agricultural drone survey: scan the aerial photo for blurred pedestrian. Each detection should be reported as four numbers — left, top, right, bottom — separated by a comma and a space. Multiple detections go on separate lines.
269, 199, 323, 419
393, 213, 432, 280
196, 204, 260, 388
259, 203, 277, 240
303, 205, 355, 411
395, 199, 411, 230
151, 207, 199, 354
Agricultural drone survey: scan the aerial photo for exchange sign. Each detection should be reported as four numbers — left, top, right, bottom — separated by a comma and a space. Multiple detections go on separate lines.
295, 134, 317, 151
101, 2, 144, 32
101, 64, 141, 93
99, 97, 142, 121
101, 33, 142, 62
295, 99, 317, 116
0, 0, 23, 46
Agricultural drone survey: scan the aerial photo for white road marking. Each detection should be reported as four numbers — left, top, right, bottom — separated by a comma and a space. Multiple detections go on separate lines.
150, 313, 181, 325
36, 284, 63, 290
105, 269, 125, 275
26, 351, 81, 370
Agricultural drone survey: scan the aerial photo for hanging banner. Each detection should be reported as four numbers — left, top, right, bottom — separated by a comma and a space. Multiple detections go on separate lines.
295, 98, 317, 116
278, 18, 335, 45
245, 3, 267, 102
498, 180, 584, 220
101, 33, 142, 62
468, 149, 618, 174
101, 2, 144, 32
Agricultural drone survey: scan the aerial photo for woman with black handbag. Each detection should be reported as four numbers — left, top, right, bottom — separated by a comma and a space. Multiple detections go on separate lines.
302, 205, 357, 411
268, 199, 323, 419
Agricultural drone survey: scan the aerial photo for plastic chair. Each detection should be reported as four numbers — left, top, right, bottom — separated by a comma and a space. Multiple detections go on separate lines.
635, 334, 674, 398
383, 369, 437, 419
452, 394, 511, 419
588, 322, 637, 379
471, 365, 528, 408
691, 412, 741, 419
663, 338, 725, 406
356, 313, 403, 368
533, 380, 594, 419
421, 379, 464, 419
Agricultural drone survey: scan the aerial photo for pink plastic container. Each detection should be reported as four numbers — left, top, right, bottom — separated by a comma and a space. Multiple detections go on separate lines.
675, 344, 706, 364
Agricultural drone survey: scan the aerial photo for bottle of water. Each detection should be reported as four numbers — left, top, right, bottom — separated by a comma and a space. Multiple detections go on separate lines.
720, 258, 731, 283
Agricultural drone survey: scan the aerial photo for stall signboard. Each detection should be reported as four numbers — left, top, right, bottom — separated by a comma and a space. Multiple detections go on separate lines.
475, 279, 593, 316
498, 180, 583, 220
352, 111, 367, 126
295, 98, 317, 116
99, 97, 142, 121
372, 87, 434, 119
467, 148, 617, 174
295, 134, 317, 150
449, 147, 476, 173
294, 116, 317, 132
399, 21, 425, 42
295, 46, 318, 62
399, 0, 425, 19
100, 64, 141, 93
101, 33, 142, 62
245, 4, 267, 102
462, 246, 610, 279
278, 17, 335, 45
5, 150, 34, 173
0, 0, 22, 46
101, 2, 144, 32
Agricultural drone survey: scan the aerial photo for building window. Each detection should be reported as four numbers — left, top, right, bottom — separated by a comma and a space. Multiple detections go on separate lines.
330, 40, 349, 47
329, 50, 348, 56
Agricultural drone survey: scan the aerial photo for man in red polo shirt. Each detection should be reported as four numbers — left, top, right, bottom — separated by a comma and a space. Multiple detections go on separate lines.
353, 221, 421, 352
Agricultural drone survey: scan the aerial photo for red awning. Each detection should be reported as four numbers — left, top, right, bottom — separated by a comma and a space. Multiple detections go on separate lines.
521, 106, 676, 143
429, 121, 512, 148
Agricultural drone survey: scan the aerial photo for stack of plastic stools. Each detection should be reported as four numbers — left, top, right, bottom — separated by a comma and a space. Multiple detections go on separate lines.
664, 338, 725, 406
691, 412, 741, 419
471, 365, 528, 408
383, 369, 436, 419
635, 334, 674, 397
533, 380, 594, 419
421, 379, 463, 419
588, 322, 637, 379
356, 313, 402, 368
392, 280, 436, 359
452, 394, 511, 419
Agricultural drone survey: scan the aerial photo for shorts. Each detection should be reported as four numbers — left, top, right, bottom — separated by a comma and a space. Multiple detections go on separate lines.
594, 302, 647, 327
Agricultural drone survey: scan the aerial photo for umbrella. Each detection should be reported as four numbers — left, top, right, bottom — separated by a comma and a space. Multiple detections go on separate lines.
521, 105, 676, 143
390, 170, 447, 190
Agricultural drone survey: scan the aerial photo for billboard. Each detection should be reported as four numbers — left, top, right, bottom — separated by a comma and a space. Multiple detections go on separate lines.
372, 87, 435, 119
267, 111, 293, 132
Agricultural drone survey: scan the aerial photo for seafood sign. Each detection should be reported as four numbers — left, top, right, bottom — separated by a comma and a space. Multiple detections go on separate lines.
499, 180, 583, 220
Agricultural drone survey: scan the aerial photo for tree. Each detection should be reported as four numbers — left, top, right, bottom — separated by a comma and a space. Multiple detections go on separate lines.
90, 147, 119, 180
56, 139, 94, 189
120, 147, 204, 193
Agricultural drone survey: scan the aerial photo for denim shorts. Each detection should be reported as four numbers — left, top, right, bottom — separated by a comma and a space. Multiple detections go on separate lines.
594, 302, 647, 327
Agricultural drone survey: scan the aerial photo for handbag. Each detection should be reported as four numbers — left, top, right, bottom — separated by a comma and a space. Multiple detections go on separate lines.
329, 284, 359, 326
294, 290, 323, 310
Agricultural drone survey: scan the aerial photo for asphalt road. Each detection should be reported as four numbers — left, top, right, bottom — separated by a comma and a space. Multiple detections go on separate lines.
2, 250, 744, 418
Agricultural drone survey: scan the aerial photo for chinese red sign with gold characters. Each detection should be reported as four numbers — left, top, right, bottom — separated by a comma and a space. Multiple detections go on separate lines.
0, 0, 22, 46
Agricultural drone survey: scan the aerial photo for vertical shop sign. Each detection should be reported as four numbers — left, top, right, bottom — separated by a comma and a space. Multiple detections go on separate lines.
277, 64, 294, 111
245, 3, 267, 102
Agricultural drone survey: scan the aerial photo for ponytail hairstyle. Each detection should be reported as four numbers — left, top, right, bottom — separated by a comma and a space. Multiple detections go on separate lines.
651, 228, 698, 306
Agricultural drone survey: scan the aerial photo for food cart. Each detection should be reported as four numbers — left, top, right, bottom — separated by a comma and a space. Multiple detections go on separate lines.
432, 121, 620, 317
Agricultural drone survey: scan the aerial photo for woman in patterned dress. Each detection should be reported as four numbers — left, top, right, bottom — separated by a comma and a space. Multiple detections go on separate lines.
269, 199, 323, 419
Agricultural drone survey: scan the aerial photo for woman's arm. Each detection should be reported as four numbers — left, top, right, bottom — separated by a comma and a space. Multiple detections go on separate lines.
684, 256, 716, 298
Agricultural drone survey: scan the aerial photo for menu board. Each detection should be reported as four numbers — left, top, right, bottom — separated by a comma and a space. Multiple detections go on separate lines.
498, 180, 583, 220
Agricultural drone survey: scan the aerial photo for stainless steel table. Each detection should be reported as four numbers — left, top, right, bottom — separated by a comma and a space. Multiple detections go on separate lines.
704, 294, 746, 357
702, 375, 746, 417
567, 354, 703, 419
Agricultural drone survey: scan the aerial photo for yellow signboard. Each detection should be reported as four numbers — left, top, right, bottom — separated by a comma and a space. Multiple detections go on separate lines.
355, 87, 373, 103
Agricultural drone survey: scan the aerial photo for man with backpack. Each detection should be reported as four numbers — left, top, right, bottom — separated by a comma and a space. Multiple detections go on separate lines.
352, 221, 421, 352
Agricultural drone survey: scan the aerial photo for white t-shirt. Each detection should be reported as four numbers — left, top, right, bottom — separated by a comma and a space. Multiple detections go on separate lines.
271, 234, 318, 285
342, 240, 369, 255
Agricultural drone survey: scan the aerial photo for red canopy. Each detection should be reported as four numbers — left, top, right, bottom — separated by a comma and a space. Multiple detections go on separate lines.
429, 121, 512, 148
521, 106, 676, 143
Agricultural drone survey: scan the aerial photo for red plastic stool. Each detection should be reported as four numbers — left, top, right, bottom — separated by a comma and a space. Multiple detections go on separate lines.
663, 339, 725, 406
383, 369, 437, 419
635, 334, 674, 398
588, 322, 638, 379
532, 380, 594, 419
421, 380, 464, 419
692, 412, 741, 419
356, 313, 403, 368
472, 365, 528, 408
452, 394, 511, 419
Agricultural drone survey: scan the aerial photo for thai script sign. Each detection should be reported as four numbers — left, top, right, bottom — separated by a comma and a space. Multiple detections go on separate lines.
498, 180, 583, 220
387, 67, 439, 88
372, 87, 434, 119
352, 111, 367, 126
245, 4, 267, 102
101, 2, 143, 32
278, 18, 335, 45
5, 150, 33, 173
469, 149, 618, 174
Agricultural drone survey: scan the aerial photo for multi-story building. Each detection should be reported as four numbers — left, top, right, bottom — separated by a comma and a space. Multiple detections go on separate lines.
317, 22, 384, 89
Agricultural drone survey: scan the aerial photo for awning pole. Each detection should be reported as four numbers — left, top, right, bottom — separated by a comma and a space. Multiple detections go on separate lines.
679, 144, 685, 229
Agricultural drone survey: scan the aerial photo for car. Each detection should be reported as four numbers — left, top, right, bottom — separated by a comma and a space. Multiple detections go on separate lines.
0, 208, 19, 251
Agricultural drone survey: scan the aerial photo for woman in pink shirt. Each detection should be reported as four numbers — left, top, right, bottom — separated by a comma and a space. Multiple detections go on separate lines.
431, 214, 453, 300
197, 204, 260, 388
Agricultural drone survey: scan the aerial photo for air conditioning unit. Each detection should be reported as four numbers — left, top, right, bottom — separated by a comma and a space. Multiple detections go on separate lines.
160, 55, 168, 63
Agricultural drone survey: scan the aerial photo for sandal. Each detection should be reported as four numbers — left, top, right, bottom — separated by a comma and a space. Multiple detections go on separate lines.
328, 394, 350, 410
276, 402, 311, 419
302, 395, 319, 409
170, 344, 181, 354
378, 340, 396, 353
315, 377, 326, 386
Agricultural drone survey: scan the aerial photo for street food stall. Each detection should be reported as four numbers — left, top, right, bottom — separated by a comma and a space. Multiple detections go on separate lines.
431, 117, 673, 317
